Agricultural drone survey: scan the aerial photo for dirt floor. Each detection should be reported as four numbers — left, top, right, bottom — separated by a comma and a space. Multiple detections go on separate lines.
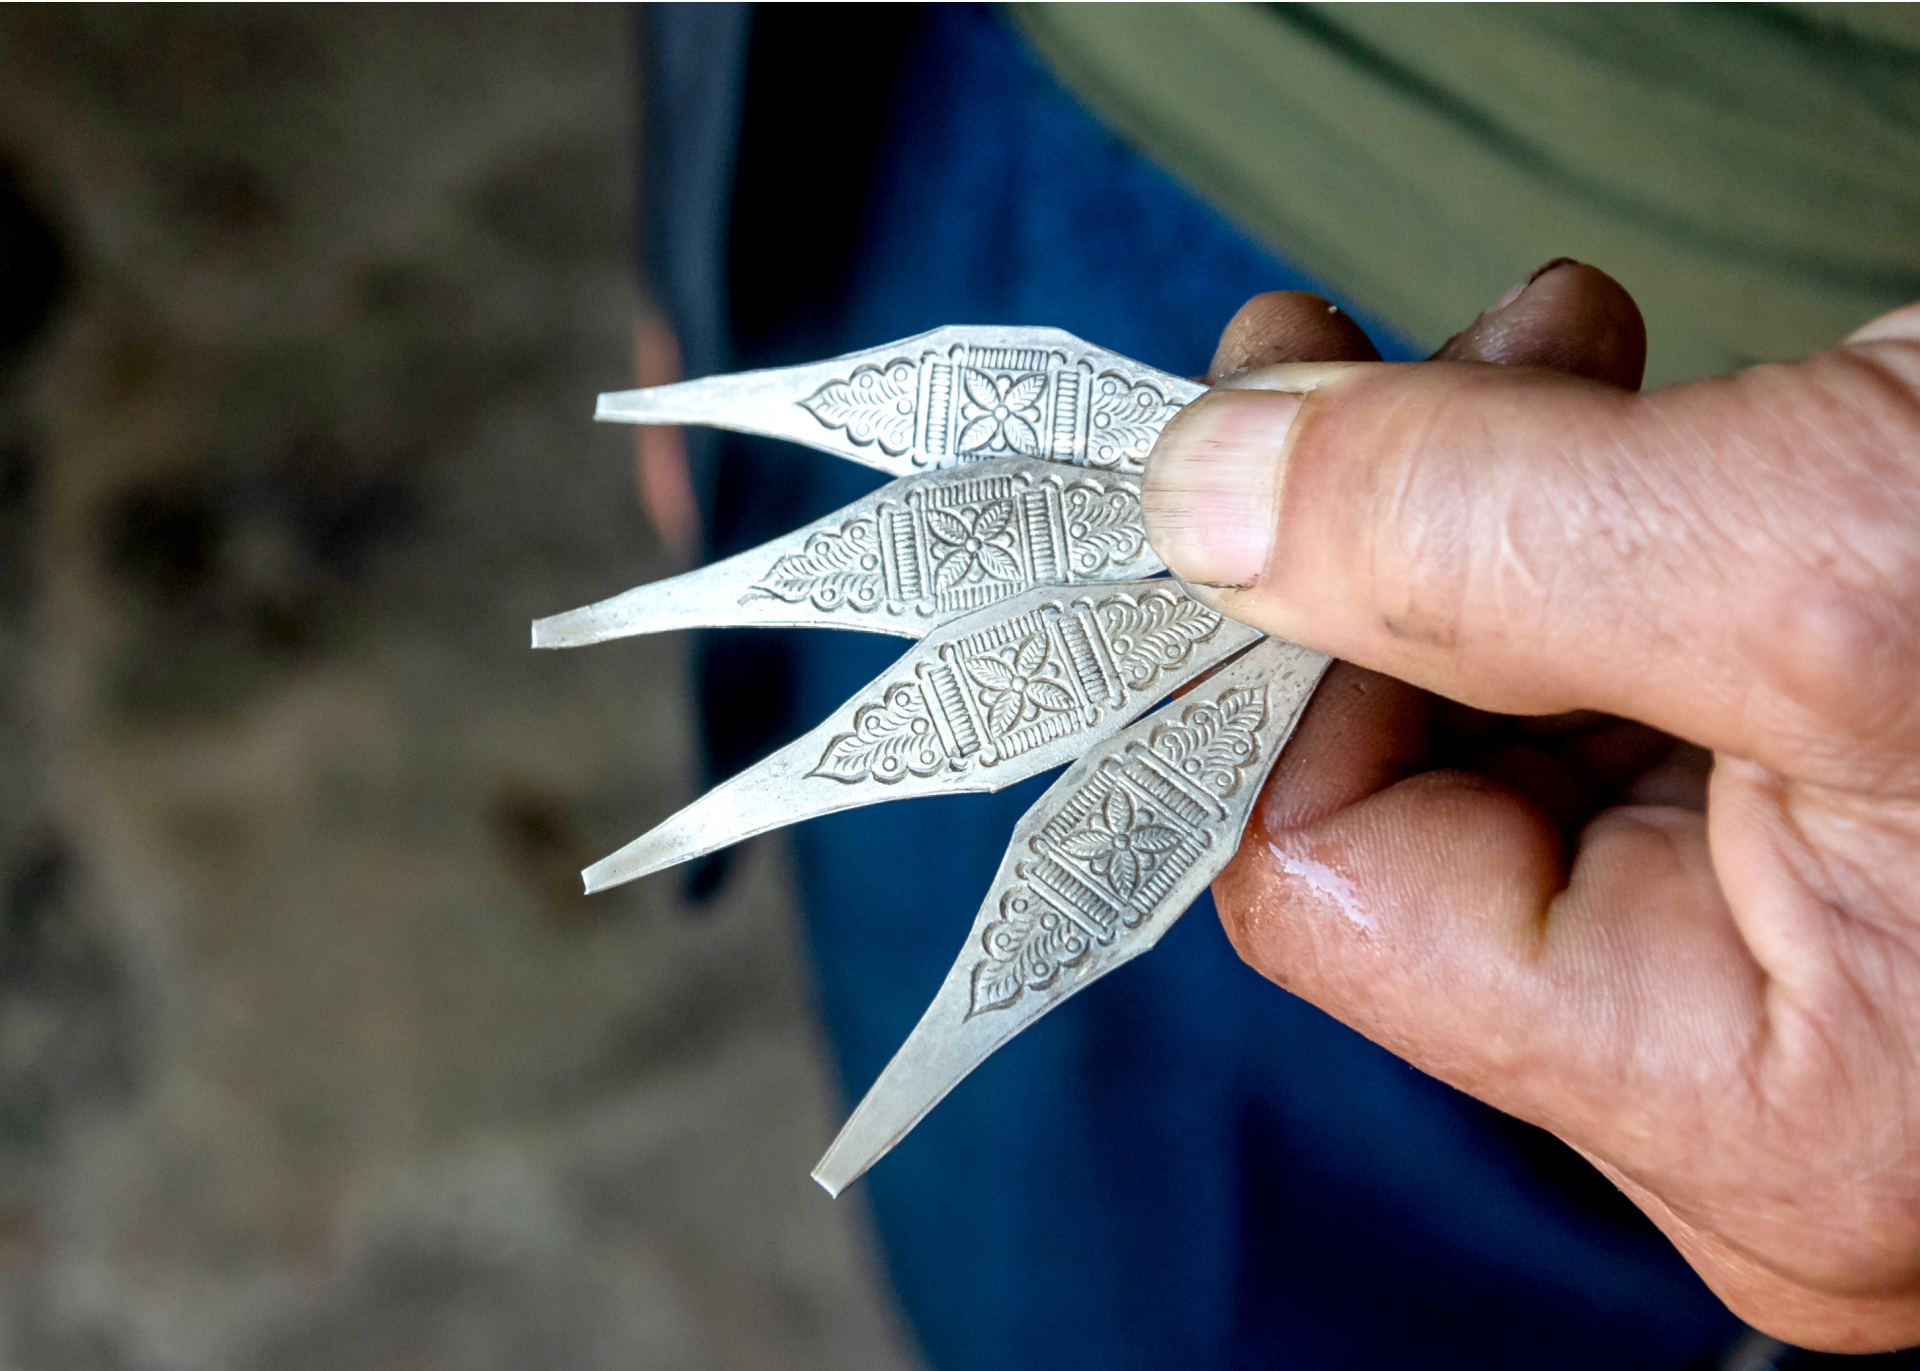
0, 7, 919, 1368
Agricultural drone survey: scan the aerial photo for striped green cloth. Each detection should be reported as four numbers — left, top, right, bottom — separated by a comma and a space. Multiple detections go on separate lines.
1013, 3, 1920, 384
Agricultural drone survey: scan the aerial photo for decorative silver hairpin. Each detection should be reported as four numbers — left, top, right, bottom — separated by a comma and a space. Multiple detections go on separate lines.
535, 326, 1329, 1193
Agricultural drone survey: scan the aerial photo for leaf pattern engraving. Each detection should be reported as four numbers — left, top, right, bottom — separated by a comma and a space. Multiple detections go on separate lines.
747, 516, 883, 611
956, 369, 1045, 456
811, 684, 946, 784
1055, 788, 1180, 901
968, 890, 1092, 1017
966, 684, 1269, 1017
1061, 480, 1146, 575
802, 361, 919, 454
964, 632, 1076, 737
1086, 374, 1179, 469
926, 499, 1020, 591
1148, 686, 1270, 797
1096, 591, 1224, 688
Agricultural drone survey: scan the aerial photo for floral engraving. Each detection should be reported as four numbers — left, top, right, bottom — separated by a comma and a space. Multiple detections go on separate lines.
968, 890, 1092, 1017
1149, 686, 1269, 798
746, 471, 1152, 623
747, 516, 883, 612
1054, 787, 1180, 901
811, 684, 945, 784
738, 466, 1158, 628
802, 361, 919, 454
794, 337, 1189, 473
1061, 481, 1146, 575
964, 631, 1076, 737
967, 679, 1277, 1015
926, 498, 1019, 591
1087, 374, 1180, 469
1096, 591, 1223, 687
806, 585, 1231, 787
956, 369, 1045, 456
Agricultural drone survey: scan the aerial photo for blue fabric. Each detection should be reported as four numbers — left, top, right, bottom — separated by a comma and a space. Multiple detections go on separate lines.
722, 8, 1747, 1368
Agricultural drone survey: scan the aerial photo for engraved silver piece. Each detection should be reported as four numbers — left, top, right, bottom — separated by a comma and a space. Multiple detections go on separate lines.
533, 457, 1161, 647
581, 579, 1260, 892
594, 324, 1205, 477
814, 636, 1328, 1194
538, 325, 1326, 1192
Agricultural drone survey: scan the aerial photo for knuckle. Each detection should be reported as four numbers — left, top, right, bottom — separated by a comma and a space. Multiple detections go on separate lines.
1741, 562, 1920, 767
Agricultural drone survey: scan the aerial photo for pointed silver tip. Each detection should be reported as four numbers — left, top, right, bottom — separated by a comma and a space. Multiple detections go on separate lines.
581, 852, 653, 895
810, 1088, 921, 1198
581, 799, 733, 893
530, 586, 693, 650
582, 763, 792, 897
530, 610, 587, 650
595, 382, 722, 426
810, 1146, 863, 1198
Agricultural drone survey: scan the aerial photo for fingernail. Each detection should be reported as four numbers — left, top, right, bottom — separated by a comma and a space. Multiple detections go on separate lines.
1217, 360, 1365, 394
1491, 256, 1579, 312
1141, 390, 1302, 589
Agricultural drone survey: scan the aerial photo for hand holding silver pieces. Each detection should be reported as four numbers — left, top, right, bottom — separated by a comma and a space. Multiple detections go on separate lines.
535, 325, 1330, 1191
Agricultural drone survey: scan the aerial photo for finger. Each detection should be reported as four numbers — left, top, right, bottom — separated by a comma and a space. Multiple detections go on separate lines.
1218, 767, 1762, 1128
1214, 760, 1770, 1226
1250, 661, 1431, 832
633, 311, 699, 558
1550, 721, 1700, 808
1432, 715, 1685, 807
1225, 643, 1775, 1317
1223, 264, 1672, 835
1144, 327, 1920, 782
1207, 290, 1380, 380
1616, 741, 1712, 809
1431, 259, 1646, 391
1222, 754, 1920, 1347
1846, 299, 1920, 346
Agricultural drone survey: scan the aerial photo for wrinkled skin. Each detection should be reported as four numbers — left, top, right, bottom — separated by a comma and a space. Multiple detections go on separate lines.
1140, 265, 1920, 1353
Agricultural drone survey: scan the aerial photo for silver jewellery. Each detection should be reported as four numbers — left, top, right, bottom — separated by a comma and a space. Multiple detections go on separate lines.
535, 326, 1329, 1194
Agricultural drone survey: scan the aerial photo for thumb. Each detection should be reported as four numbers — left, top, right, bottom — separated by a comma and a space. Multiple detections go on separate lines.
1142, 327, 1920, 779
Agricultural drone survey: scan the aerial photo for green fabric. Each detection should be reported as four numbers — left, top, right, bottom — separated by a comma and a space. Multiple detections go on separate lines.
1012, 3, 1920, 385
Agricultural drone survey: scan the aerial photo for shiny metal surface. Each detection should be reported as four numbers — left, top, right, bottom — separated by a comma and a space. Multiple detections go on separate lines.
532, 457, 1161, 647
812, 636, 1329, 1195
594, 325, 1205, 478
540, 325, 1326, 1192
582, 579, 1261, 893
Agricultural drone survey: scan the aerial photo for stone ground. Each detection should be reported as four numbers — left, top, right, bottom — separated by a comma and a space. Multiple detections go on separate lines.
0, 8, 920, 1369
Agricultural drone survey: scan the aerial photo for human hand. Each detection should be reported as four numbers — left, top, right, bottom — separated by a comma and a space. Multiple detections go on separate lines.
631, 307, 699, 560
1142, 264, 1920, 1352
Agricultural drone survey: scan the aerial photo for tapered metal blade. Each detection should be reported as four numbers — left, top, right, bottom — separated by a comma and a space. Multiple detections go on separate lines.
595, 325, 1204, 478
532, 457, 1161, 648
581, 579, 1263, 893
811, 636, 1330, 1196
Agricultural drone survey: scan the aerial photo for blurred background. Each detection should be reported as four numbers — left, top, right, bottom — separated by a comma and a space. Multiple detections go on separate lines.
0, 7, 920, 1368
